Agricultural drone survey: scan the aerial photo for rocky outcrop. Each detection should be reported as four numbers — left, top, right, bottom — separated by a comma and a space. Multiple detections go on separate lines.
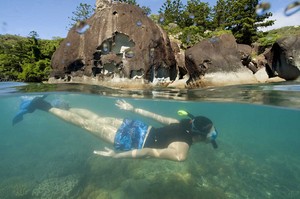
184, 34, 258, 87
50, 2, 297, 89
50, 2, 177, 87
265, 35, 300, 80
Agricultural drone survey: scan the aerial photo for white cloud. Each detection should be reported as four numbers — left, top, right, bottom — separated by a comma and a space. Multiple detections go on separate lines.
260, 8, 300, 31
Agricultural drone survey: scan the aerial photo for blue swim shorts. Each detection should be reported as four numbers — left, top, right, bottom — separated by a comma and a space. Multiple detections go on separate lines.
114, 119, 149, 151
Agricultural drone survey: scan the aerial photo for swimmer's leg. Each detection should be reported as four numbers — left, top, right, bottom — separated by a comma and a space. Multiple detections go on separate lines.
13, 96, 122, 144
69, 108, 123, 126
69, 108, 103, 120
49, 108, 121, 144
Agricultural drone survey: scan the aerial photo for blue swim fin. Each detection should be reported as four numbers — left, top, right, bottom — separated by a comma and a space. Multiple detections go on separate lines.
12, 95, 49, 126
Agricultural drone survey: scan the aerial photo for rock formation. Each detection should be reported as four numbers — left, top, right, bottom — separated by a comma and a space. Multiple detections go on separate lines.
50, 2, 297, 89
184, 34, 258, 87
265, 35, 300, 80
50, 2, 177, 88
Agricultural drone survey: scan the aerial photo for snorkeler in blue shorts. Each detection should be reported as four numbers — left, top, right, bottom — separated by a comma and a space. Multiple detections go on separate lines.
13, 97, 218, 162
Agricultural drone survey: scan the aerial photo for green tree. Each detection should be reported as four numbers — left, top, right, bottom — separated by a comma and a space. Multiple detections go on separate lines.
212, 0, 228, 28
39, 39, 63, 59
0, 34, 61, 82
18, 59, 51, 82
158, 0, 215, 45
220, 0, 274, 44
149, 14, 160, 23
159, 0, 185, 26
0, 53, 21, 80
182, 0, 212, 28
68, 3, 95, 29
0, 35, 29, 80
179, 26, 205, 48
28, 31, 42, 61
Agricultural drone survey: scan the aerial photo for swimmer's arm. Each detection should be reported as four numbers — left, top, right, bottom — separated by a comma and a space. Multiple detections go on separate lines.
116, 99, 179, 125
133, 108, 179, 125
94, 142, 189, 162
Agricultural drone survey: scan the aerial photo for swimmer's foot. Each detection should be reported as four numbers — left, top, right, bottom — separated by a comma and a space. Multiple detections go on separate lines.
12, 95, 52, 125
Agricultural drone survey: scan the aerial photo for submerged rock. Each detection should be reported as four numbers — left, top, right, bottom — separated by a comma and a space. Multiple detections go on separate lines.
32, 175, 80, 199
50, 2, 177, 88
265, 35, 300, 80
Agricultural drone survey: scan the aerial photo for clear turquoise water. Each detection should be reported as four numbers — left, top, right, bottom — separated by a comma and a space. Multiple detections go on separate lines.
0, 82, 300, 199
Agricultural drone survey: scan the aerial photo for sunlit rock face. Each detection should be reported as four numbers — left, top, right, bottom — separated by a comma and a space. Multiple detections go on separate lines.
265, 35, 300, 80
184, 34, 257, 87
50, 2, 177, 87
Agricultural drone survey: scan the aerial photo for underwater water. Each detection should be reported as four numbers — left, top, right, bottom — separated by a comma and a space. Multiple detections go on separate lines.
0, 82, 300, 199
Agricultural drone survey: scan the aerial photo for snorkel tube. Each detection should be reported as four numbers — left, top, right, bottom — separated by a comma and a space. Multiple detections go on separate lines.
177, 110, 195, 119
178, 110, 218, 149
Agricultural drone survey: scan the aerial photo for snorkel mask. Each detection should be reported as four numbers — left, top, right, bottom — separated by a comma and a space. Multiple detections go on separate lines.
206, 127, 218, 149
178, 110, 218, 149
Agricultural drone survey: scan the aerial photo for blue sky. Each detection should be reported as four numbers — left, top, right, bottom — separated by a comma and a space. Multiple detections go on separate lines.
0, 0, 299, 39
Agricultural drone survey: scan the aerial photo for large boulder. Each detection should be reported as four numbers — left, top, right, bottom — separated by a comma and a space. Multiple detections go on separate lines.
265, 35, 300, 80
184, 33, 257, 87
50, 2, 177, 88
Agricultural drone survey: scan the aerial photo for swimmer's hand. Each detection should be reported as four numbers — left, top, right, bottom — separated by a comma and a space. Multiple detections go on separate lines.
93, 147, 116, 157
115, 99, 134, 111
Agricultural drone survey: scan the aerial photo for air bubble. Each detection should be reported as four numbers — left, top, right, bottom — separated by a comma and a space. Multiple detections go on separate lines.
210, 37, 219, 43
150, 48, 155, 57
186, 35, 191, 43
1, 22, 7, 33
284, 1, 300, 16
189, 13, 195, 19
255, 2, 271, 16
75, 21, 90, 34
136, 20, 142, 27
125, 50, 134, 58
102, 43, 109, 52
159, 16, 165, 23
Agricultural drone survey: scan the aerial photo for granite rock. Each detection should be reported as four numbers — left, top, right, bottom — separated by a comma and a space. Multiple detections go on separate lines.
265, 35, 300, 80
184, 34, 257, 87
50, 2, 177, 86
